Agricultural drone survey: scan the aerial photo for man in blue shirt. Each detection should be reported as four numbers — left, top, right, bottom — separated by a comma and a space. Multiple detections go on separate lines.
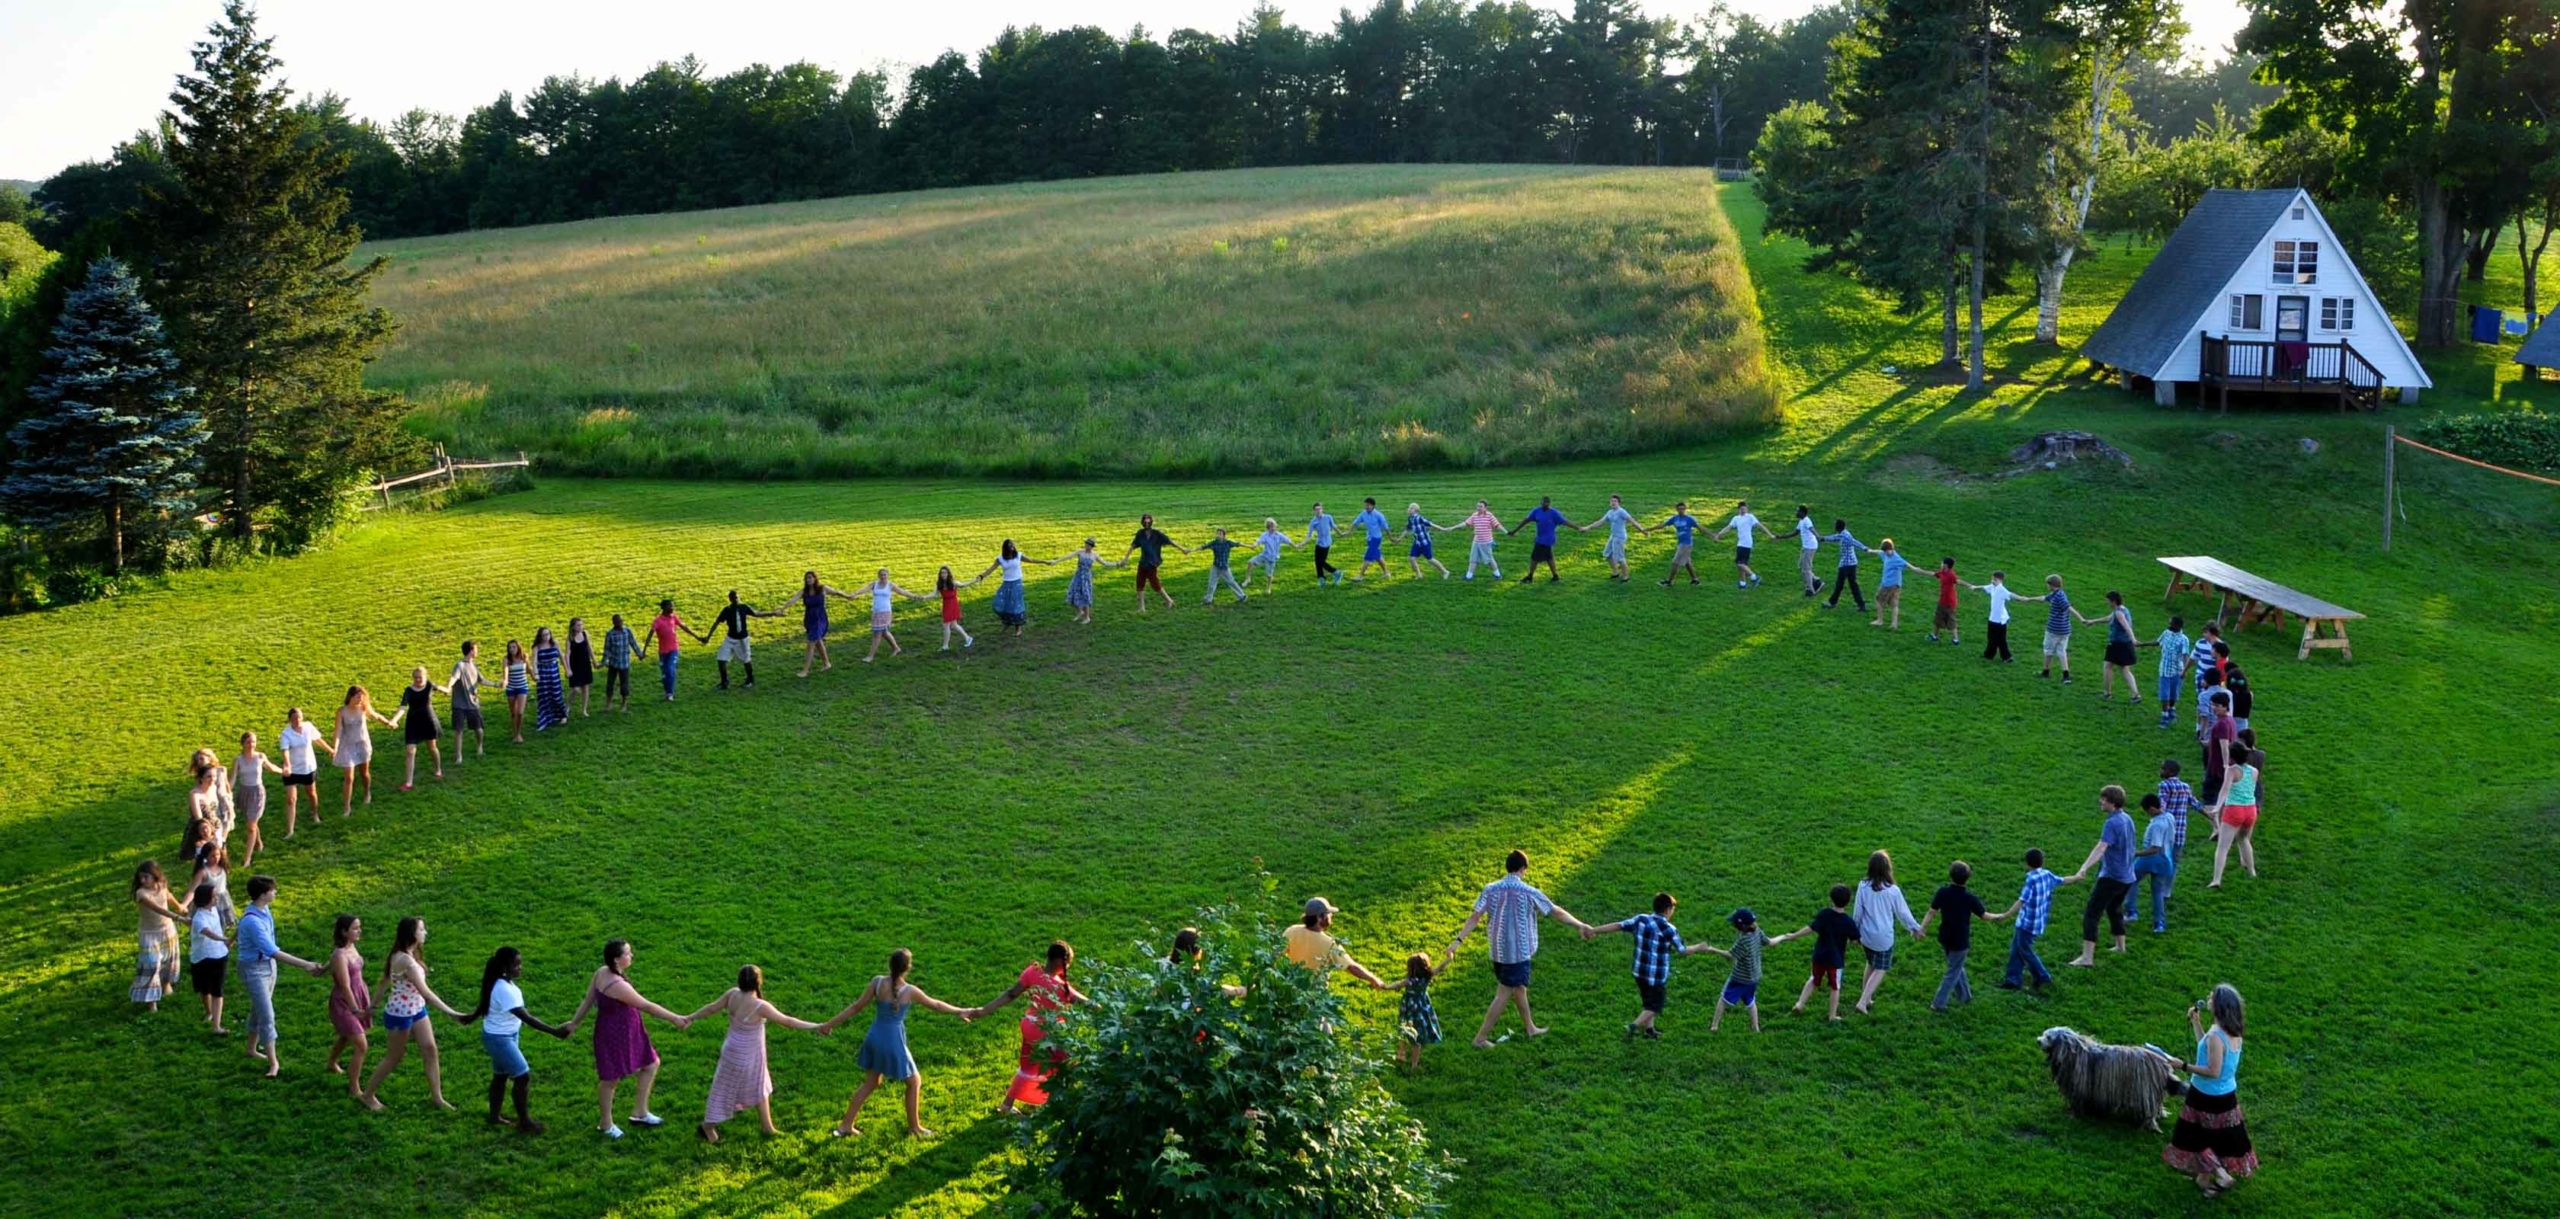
1658, 500, 1704, 586
1509, 496, 1578, 583
1349, 497, 1393, 582
232, 874, 325, 1076
2064, 785, 2139, 968
1820, 517, 1871, 612
1306, 502, 1341, 586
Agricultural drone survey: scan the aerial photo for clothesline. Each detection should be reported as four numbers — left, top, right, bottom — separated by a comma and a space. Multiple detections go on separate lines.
2393, 434, 2560, 488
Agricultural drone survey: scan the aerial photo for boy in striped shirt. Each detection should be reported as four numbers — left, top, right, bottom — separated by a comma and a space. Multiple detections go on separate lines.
1458, 501, 1504, 580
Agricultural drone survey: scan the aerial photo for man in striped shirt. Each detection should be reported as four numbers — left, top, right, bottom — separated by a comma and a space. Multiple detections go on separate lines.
1993, 848, 2074, 991
1458, 500, 1505, 581
1448, 849, 1593, 1047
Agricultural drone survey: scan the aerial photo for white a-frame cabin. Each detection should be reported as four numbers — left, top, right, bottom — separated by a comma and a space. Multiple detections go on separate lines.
2082, 188, 2432, 410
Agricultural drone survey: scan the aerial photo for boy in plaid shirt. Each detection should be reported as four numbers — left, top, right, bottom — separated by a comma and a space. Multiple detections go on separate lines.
1994, 848, 2074, 992
1587, 892, 1719, 1039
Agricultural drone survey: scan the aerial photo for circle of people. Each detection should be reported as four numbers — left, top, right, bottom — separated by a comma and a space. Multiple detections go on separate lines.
131, 495, 2265, 1192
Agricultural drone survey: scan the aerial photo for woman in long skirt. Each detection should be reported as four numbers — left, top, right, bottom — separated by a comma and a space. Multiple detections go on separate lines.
689, 964, 823, 1142
563, 939, 690, 1138
532, 627, 569, 732
821, 949, 974, 1139
2164, 984, 2256, 1195
1063, 538, 1123, 624
971, 540, 1054, 636
976, 940, 1086, 1112
131, 860, 187, 1011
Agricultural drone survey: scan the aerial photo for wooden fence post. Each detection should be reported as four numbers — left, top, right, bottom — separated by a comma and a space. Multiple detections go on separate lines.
2382, 425, 2395, 552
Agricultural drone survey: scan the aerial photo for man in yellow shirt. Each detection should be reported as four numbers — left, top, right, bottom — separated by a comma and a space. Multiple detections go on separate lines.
1285, 898, 1386, 989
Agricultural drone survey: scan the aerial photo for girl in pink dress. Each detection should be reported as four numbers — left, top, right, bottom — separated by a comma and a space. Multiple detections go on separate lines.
976, 941, 1087, 1112
563, 939, 690, 1139
323, 915, 372, 1098
688, 964, 823, 1143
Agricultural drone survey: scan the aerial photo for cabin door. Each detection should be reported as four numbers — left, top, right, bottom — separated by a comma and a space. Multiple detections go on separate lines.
2274, 296, 2309, 342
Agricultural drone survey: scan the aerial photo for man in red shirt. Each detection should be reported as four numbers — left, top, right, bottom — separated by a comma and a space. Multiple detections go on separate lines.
645, 598, 707, 702
1929, 557, 1963, 644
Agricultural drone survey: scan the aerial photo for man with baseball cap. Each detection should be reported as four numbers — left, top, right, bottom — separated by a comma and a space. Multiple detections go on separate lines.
1286, 897, 1386, 989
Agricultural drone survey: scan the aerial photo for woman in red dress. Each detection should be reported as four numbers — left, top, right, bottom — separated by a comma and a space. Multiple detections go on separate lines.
976, 941, 1086, 1111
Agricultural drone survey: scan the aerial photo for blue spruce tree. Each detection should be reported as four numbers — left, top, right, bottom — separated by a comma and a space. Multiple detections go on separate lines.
1, 257, 204, 572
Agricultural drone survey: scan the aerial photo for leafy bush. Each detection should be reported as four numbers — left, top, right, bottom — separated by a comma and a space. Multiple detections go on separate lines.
2413, 411, 2560, 475
1011, 884, 1454, 1218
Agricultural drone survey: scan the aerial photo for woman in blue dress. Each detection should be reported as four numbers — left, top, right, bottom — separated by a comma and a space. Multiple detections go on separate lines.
795, 570, 853, 677
820, 948, 974, 1140
970, 540, 1053, 636
532, 627, 569, 731
1063, 538, 1124, 625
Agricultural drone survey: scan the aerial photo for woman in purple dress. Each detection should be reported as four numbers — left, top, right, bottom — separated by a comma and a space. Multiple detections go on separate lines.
563, 939, 691, 1139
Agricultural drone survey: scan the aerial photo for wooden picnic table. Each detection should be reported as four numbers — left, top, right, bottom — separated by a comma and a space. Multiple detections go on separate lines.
2159, 556, 2362, 660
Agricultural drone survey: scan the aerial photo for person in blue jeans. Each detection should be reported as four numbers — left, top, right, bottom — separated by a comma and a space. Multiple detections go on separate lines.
1509, 497, 1577, 583
1993, 848, 2078, 992
2128, 793, 2179, 931
1820, 519, 1871, 611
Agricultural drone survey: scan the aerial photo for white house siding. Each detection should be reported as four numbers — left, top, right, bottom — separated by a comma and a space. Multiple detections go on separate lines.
2175, 193, 2432, 390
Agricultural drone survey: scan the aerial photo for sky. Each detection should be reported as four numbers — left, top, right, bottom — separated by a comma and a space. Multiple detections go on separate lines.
0, 0, 2252, 184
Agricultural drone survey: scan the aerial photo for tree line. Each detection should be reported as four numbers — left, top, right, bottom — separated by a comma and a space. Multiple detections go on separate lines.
22, 0, 1862, 242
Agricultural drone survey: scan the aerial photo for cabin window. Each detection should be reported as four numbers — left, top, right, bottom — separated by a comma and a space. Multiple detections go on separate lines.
2290, 205, 2306, 220
2272, 240, 2318, 284
2228, 294, 2263, 330
2320, 297, 2355, 332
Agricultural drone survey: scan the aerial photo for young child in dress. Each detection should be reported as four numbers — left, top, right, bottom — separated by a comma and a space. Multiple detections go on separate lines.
1381, 952, 1443, 1072
1699, 908, 1802, 1032
934, 566, 977, 651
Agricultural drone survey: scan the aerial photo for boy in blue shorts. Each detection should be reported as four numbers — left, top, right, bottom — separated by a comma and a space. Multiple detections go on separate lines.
1350, 497, 1393, 582
1699, 908, 1802, 1033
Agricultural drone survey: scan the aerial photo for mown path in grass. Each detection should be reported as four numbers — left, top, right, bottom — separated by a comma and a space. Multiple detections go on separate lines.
2, 186, 2557, 1219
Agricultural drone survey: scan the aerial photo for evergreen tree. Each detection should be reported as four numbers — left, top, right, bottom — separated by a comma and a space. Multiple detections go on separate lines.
145, 1, 404, 547
0, 258, 202, 573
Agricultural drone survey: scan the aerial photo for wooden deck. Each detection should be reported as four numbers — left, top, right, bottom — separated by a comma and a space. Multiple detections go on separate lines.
2197, 336, 2384, 412
2159, 556, 2363, 660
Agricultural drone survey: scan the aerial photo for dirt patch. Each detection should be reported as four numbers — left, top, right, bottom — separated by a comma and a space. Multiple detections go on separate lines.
2003, 431, 2132, 478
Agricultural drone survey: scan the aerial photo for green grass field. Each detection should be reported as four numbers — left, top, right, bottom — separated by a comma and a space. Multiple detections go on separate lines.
3, 179, 2557, 1219
362, 166, 1773, 479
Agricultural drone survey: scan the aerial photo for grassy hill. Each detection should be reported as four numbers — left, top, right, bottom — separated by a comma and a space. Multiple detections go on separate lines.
2, 181, 2555, 1218
363, 166, 1774, 479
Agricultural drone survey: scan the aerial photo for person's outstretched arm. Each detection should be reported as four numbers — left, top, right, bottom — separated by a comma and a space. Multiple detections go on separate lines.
756, 997, 827, 1031
818, 980, 880, 1034
1547, 904, 1593, 934
515, 1002, 572, 1039
898, 984, 975, 1019
684, 988, 733, 1026
1447, 910, 1485, 956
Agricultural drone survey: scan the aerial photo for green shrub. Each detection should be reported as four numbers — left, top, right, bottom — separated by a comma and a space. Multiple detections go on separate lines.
1011, 883, 1454, 1217
2412, 411, 2560, 474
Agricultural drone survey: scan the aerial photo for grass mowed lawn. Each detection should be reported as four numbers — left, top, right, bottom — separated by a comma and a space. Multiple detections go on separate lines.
363, 165, 1772, 479
3, 181, 2556, 1218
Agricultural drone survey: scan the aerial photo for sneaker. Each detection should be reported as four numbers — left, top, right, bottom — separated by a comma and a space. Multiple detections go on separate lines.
1465, 572, 1475, 580
2151, 923, 2167, 933
1926, 633, 1939, 642
629, 1112, 664, 1127
1736, 579, 1748, 588
602, 1124, 625, 1140
2060, 674, 2072, 684
1661, 579, 1674, 587
1640, 1026, 1661, 1040
1994, 980, 2023, 991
